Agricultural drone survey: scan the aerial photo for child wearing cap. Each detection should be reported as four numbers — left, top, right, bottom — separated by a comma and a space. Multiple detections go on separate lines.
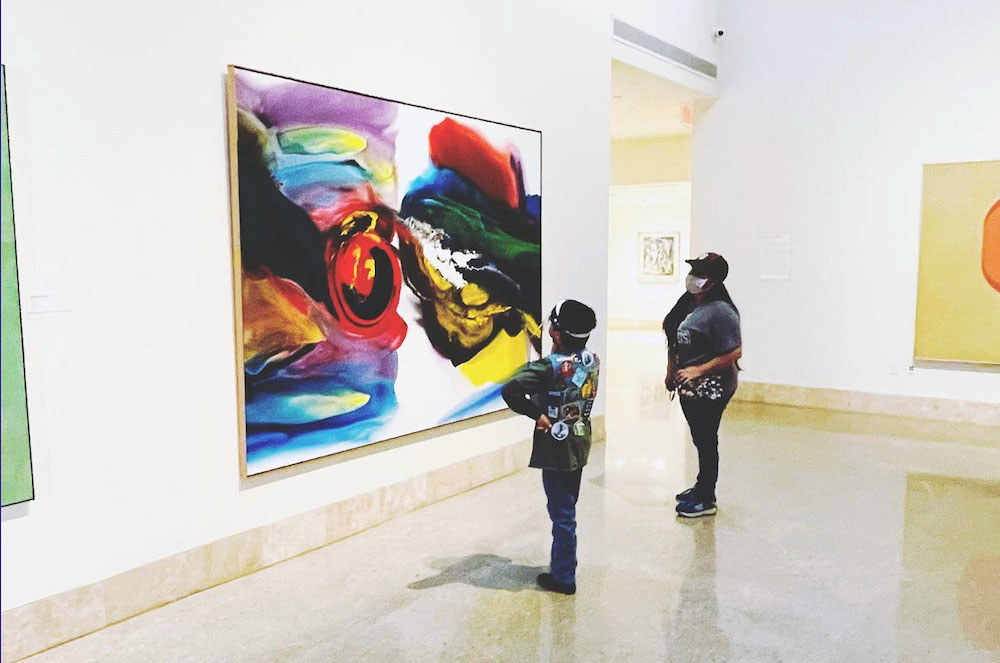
502, 299, 599, 595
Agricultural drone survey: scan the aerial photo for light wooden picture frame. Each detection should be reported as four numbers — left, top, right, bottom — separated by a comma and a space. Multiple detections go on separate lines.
225, 66, 543, 477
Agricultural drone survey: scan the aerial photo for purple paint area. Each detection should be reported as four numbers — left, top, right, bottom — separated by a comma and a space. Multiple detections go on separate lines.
236, 70, 400, 220
235, 72, 399, 141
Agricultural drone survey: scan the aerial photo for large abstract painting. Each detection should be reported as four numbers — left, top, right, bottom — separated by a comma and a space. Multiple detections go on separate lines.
914, 160, 1000, 364
226, 67, 542, 475
1, 65, 35, 506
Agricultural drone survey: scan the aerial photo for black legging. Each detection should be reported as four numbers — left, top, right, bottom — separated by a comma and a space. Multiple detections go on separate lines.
679, 394, 733, 502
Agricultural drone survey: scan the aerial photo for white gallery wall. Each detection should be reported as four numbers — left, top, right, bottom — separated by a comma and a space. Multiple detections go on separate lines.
613, 0, 719, 64
0, 0, 641, 611
694, 0, 1000, 402
611, 0, 720, 101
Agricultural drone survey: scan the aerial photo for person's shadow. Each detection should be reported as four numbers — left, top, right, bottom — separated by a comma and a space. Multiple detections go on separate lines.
408, 554, 546, 592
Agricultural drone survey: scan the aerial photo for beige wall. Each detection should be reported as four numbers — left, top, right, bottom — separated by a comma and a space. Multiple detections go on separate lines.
611, 135, 692, 185
608, 183, 691, 326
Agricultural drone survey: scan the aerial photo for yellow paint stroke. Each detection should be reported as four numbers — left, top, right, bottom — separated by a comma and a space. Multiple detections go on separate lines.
370, 161, 396, 184
409, 238, 512, 349
277, 126, 367, 156
521, 311, 541, 340
243, 271, 324, 365
433, 288, 511, 349
350, 245, 362, 284
459, 329, 530, 386
341, 211, 378, 235
287, 392, 371, 420
460, 282, 489, 306
402, 223, 541, 359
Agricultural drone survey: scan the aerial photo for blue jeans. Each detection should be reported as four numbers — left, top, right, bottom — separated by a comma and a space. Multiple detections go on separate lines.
542, 468, 583, 585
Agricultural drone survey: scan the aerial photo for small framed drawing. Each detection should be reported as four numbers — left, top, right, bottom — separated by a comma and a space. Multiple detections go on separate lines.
638, 232, 680, 282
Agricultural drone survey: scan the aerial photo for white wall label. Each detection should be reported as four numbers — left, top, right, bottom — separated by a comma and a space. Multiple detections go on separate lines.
760, 235, 791, 280
26, 293, 74, 314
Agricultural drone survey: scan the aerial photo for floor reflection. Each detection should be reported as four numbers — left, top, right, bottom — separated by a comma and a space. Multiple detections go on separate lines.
666, 519, 730, 663
20, 331, 1000, 663
549, 592, 578, 663
899, 474, 1000, 658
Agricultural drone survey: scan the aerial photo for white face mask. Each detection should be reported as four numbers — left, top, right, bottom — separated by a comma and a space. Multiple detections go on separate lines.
686, 274, 710, 294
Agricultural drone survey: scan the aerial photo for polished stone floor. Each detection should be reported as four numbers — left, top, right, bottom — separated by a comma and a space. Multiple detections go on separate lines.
27, 332, 1000, 662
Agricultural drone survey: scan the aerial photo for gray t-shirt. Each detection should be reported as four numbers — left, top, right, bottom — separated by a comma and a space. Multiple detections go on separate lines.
675, 300, 742, 395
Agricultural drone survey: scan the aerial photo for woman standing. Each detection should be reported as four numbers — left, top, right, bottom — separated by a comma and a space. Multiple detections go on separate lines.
663, 253, 742, 518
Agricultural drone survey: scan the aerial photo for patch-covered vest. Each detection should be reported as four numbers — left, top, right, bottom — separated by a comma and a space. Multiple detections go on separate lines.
533, 350, 600, 440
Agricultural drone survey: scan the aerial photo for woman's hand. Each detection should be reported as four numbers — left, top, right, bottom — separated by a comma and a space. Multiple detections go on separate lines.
677, 348, 741, 385
676, 365, 706, 384
535, 414, 553, 432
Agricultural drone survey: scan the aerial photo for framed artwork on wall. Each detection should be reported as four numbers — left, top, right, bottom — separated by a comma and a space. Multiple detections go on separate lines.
226, 66, 542, 475
638, 231, 680, 283
1, 65, 35, 506
913, 160, 1000, 365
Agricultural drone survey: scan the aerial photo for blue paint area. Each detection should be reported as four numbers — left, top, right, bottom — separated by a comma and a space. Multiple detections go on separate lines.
401, 167, 540, 242
438, 383, 506, 424
272, 162, 371, 205
403, 167, 495, 219
246, 427, 387, 474
246, 402, 395, 463
245, 355, 399, 469
525, 195, 541, 222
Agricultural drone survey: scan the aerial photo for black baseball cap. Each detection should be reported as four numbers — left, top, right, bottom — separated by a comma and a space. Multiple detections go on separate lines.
685, 252, 729, 282
548, 299, 597, 338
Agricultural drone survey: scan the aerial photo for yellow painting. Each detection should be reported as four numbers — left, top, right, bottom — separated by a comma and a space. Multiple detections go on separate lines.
914, 160, 1000, 364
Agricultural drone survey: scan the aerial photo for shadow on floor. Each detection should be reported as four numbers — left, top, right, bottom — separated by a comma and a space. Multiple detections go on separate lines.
408, 554, 546, 592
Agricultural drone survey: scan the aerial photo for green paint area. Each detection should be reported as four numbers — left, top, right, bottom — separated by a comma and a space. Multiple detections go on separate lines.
277, 126, 366, 156
416, 196, 541, 279
1, 65, 34, 507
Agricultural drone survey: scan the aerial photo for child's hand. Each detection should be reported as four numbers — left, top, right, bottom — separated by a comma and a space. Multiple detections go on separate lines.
535, 415, 553, 432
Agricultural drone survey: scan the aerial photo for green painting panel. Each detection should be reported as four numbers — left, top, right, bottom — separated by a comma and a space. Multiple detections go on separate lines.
1, 65, 34, 506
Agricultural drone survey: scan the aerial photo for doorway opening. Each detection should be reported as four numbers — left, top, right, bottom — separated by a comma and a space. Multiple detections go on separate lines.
608, 58, 710, 332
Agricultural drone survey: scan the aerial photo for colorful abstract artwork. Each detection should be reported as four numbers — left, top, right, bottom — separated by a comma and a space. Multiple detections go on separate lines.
1, 65, 35, 506
914, 160, 1000, 364
226, 67, 542, 475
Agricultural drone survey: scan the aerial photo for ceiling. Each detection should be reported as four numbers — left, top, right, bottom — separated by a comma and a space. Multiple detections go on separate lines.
610, 59, 704, 140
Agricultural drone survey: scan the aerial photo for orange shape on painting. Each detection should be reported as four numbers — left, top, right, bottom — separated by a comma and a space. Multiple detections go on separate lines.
984, 199, 1000, 293
428, 118, 519, 210
242, 269, 325, 366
